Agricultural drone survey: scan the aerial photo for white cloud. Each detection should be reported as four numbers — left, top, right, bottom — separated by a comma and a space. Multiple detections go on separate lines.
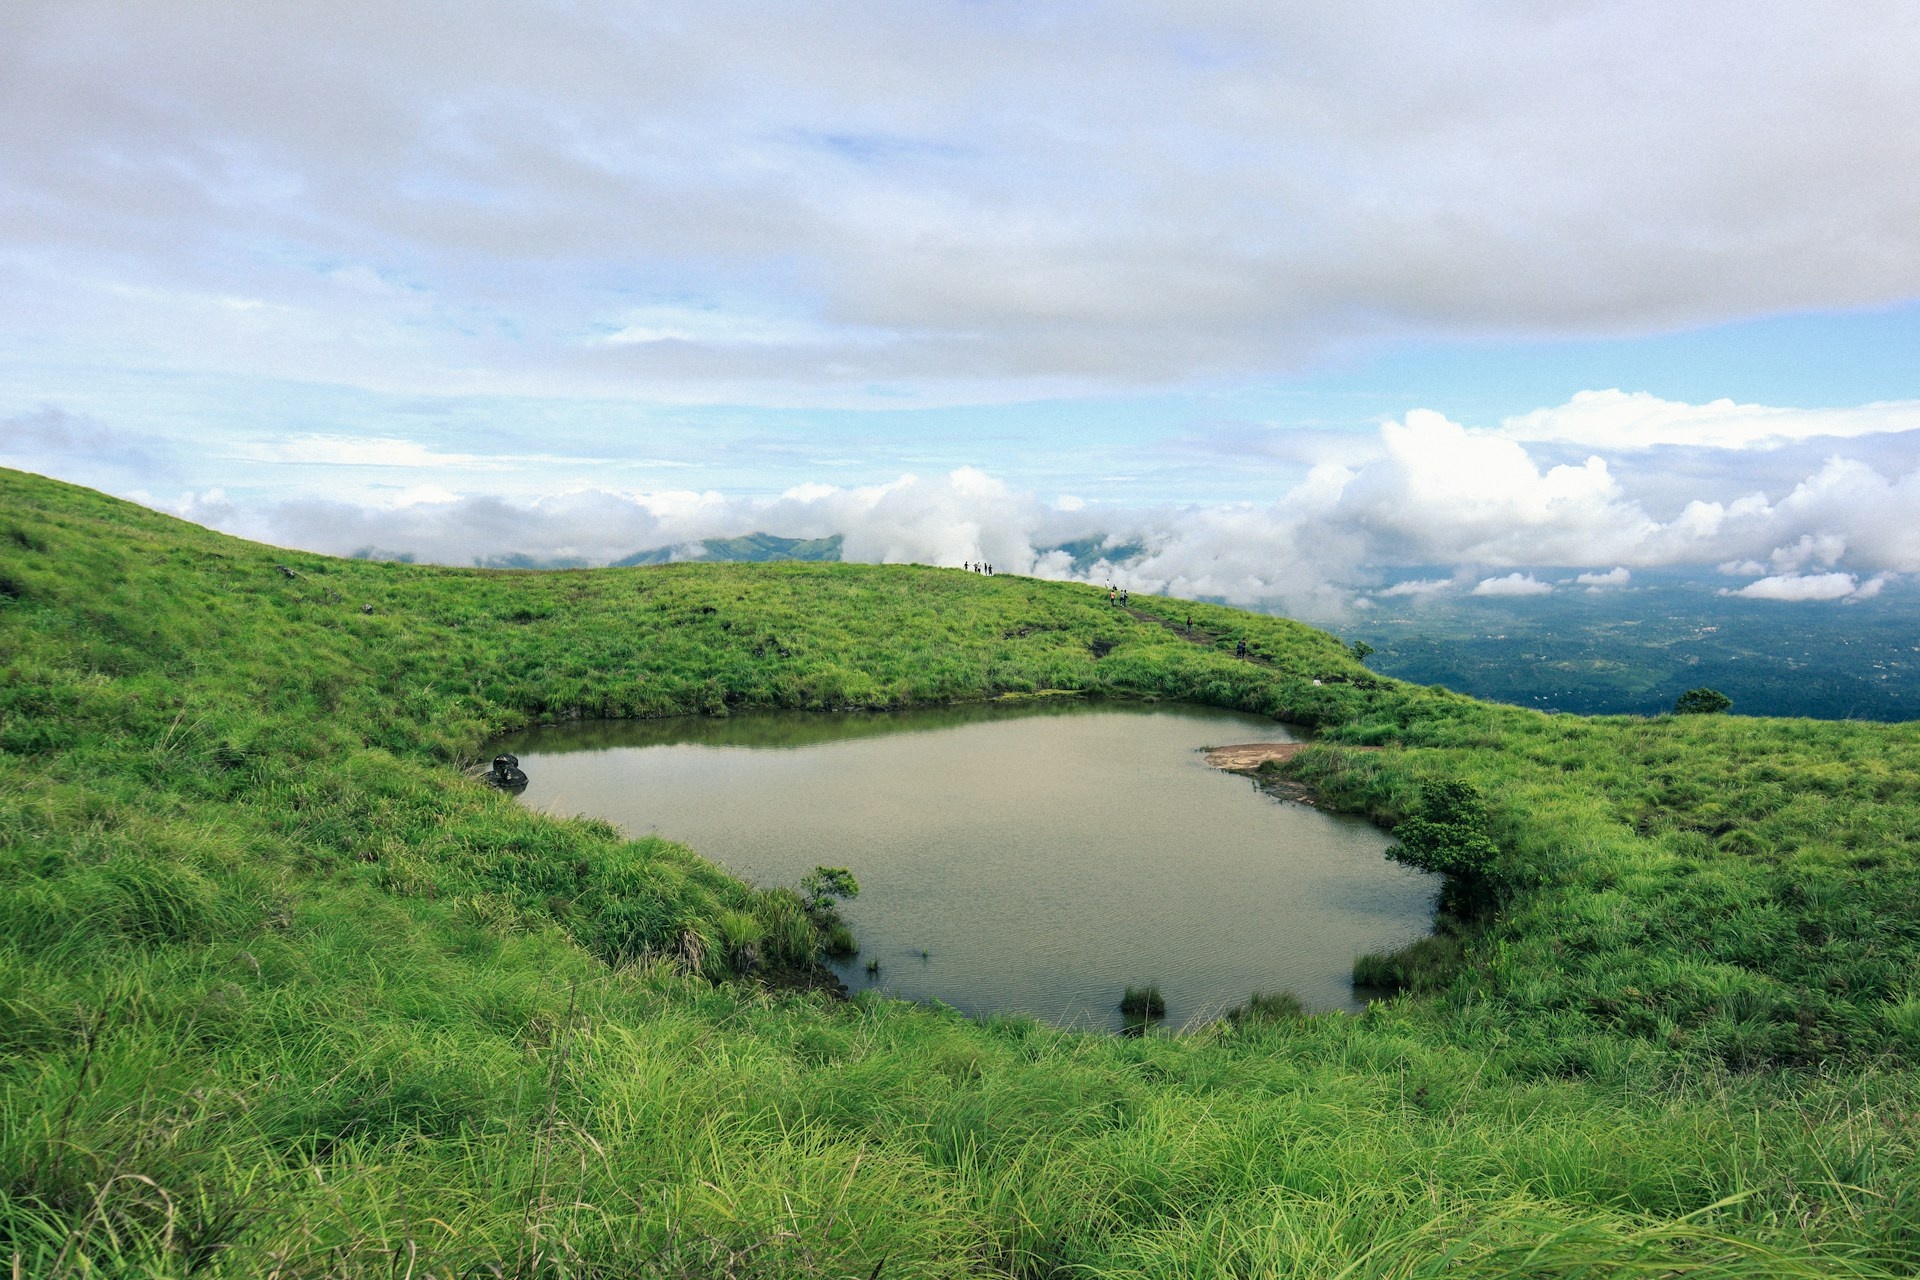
1310, 410, 1657, 567
1472, 572, 1554, 597
1375, 577, 1456, 598
598, 303, 890, 349
220, 468, 1063, 573
229, 435, 631, 471
234, 436, 500, 469
111, 435, 1920, 621
1725, 572, 1869, 602
1502, 390, 1920, 451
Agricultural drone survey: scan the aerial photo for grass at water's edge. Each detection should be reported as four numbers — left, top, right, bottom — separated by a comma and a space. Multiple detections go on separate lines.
3, 467, 1919, 1277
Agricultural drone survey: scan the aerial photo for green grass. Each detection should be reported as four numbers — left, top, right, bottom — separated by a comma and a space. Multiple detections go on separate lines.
3, 467, 1920, 1276
1230, 991, 1307, 1025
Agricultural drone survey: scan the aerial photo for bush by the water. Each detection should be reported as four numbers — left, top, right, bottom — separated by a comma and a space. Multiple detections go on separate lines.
1383, 779, 1506, 915
800, 863, 861, 959
1120, 984, 1167, 1018
1353, 933, 1466, 994
1229, 989, 1306, 1024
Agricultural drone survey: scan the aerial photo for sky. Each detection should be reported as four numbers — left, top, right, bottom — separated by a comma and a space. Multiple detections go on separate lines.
4, 1, 1919, 620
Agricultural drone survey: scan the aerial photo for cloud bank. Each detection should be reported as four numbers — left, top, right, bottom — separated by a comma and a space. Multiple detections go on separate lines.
1502, 391, 1920, 451
104, 397, 1910, 620
1724, 573, 1888, 603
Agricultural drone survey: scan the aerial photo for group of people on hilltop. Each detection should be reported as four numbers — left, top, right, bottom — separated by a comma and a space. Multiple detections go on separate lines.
1106, 583, 1130, 605
963, 561, 995, 575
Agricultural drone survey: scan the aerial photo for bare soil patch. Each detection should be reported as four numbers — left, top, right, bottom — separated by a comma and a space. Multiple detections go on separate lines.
1204, 741, 1380, 807
1203, 741, 1310, 772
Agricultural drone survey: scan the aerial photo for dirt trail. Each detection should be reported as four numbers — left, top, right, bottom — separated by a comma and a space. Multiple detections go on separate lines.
1116, 602, 1297, 674
1118, 603, 1244, 654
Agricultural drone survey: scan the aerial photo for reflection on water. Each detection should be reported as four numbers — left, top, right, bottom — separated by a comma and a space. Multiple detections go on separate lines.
509, 698, 1105, 752
499, 700, 1437, 1031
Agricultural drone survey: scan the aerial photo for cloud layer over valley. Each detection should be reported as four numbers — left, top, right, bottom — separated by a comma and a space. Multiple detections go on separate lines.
22, 391, 1901, 623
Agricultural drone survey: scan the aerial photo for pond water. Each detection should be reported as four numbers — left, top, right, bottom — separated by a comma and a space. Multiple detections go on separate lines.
498, 700, 1437, 1031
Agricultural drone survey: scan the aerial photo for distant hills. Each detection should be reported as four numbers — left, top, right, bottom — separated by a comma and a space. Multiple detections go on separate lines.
609, 533, 1145, 571
612, 532, 844, 567
475, 533, 1146, 572
1044, 536, 1147, 574
463, 532, 845, 571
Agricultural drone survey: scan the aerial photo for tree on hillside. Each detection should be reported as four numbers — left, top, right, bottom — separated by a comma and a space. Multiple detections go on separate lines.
1674, 687, 1733, 715
1349, 640, 1375, 664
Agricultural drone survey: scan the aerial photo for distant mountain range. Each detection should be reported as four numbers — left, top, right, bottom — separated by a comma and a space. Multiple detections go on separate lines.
611, 532, 844, 567
466, 533, 845, 571
1045, 536, 1147, 574
476, 533, 1151, 573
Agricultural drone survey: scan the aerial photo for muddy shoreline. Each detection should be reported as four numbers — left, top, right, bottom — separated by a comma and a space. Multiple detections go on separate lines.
1202, 741, 1324, 805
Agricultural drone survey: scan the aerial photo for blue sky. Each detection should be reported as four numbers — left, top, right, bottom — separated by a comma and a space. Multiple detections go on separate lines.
4, 2, 1918, 617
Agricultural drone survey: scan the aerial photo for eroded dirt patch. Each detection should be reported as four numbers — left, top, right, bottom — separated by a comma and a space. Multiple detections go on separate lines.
1203, 741, 1310, 772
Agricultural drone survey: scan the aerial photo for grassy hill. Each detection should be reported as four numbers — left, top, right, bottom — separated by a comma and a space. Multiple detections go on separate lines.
2, 467, 1918, 1277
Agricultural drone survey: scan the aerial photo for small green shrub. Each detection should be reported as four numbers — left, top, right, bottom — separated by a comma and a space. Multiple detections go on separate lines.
823, 922, 858, 958
799, 865, 860, 917
1386, 779, 1503, 914
798, 865, 861, 959
1674, 687, 1733, 714
1229, 990, 1305, 1025
1353, 934, 1464, 994
1119, 985, 1165, 1018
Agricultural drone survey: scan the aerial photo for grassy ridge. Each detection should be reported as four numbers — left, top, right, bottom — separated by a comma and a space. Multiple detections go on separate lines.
3, 467, 1919, 1277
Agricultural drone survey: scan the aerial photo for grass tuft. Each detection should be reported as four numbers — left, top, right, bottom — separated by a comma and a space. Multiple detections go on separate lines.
1119, 985, 1166, 1019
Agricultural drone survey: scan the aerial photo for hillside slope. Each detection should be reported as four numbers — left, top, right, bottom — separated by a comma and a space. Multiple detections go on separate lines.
2, 468, 1918, 1277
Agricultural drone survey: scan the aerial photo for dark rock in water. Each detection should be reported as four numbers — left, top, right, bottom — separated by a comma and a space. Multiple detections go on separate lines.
488, 753, 528, 789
